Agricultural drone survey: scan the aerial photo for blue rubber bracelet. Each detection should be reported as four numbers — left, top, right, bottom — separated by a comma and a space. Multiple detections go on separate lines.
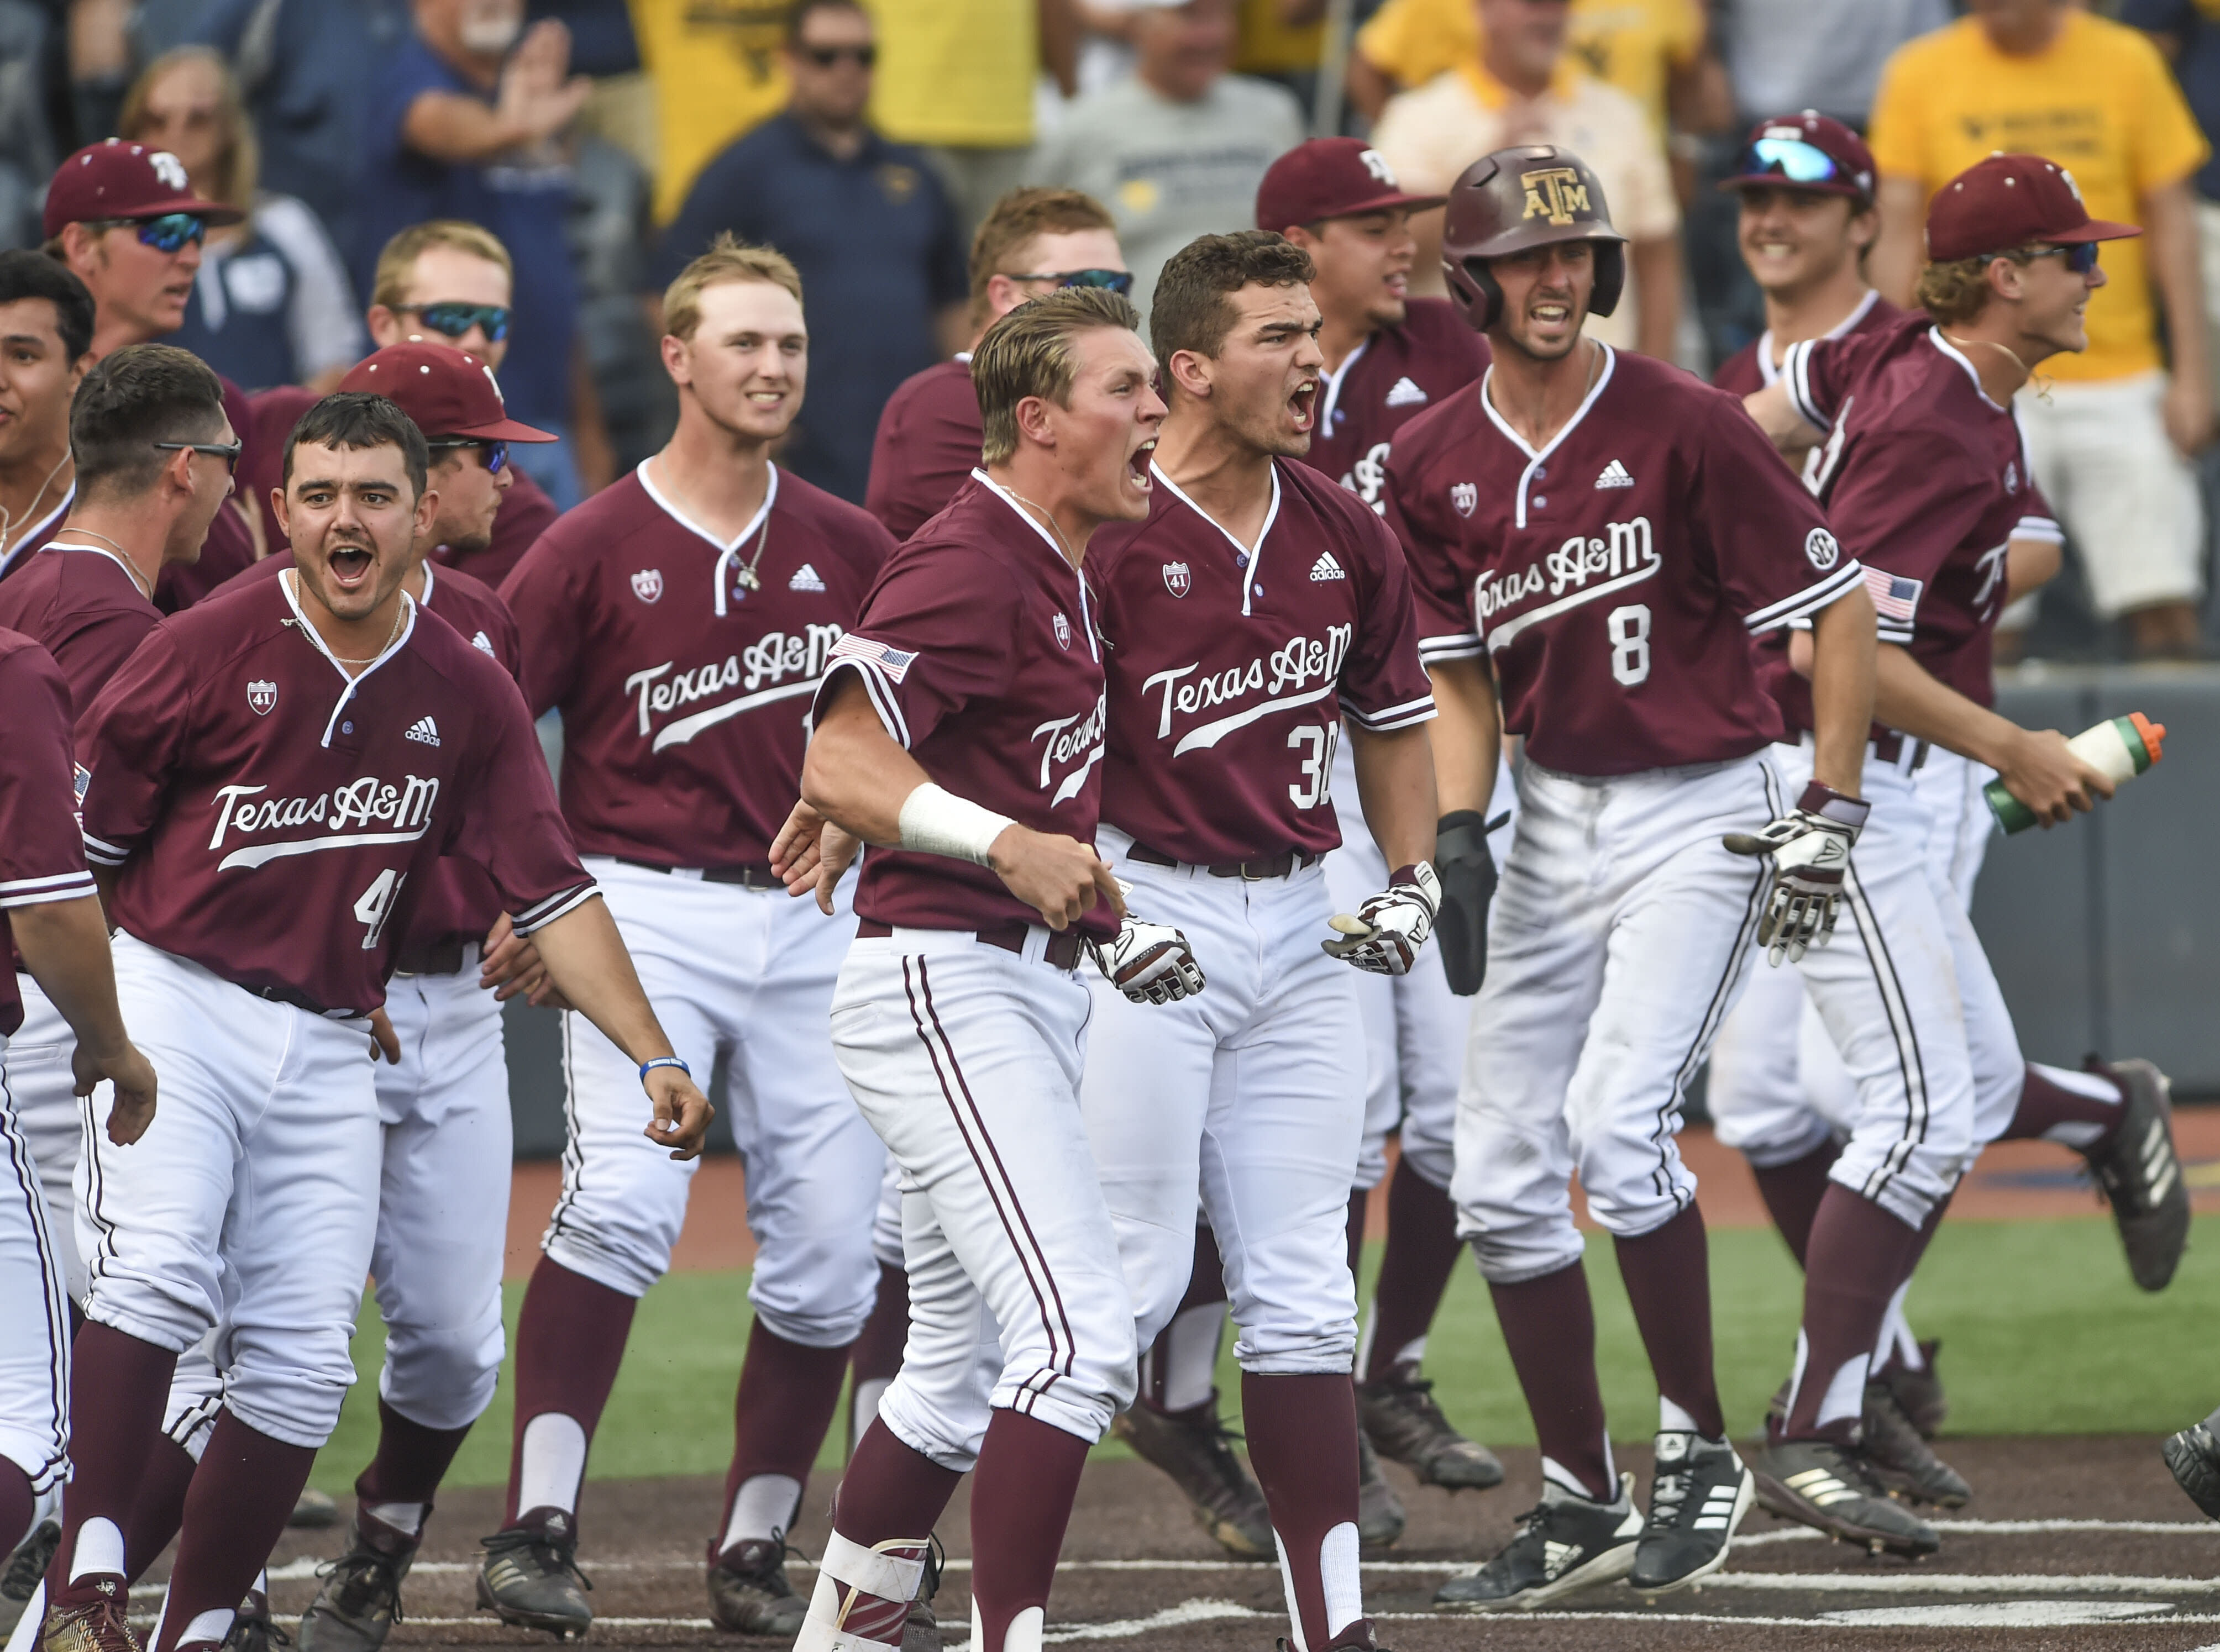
638, 1055, 691, 1083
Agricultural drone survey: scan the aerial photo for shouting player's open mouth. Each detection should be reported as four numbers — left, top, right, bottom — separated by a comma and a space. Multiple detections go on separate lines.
326, 539, 376, 592
1288, 379, 1318, 434
1126, 435, 1157, 491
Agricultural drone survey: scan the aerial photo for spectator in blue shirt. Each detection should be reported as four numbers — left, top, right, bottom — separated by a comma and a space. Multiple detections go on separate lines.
655, 0, 968, 505
358, 0, 596, 509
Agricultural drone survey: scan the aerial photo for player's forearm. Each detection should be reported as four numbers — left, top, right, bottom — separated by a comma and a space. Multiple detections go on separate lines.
1870, 178, 1927, 309
1804, 586, 1877, 796
527, 896, 679, 1065
1347, 722, 1439, 870
1743, 382, 1820, 457
1631, 237, 1682, 361
1422, 656, 1500, 818
2004, 533, 2061, 606
801, 681, 935, 847
9, 894, 132, 1060
1870, 641, 2027, 772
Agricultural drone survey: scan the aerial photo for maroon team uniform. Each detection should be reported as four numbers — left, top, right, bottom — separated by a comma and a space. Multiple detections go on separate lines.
0, 487, 74, 585
1383, 345, 1870, 1507
1712, 288, 1896, 397
865, 356, 980, 541
1303, 298, 1488, 508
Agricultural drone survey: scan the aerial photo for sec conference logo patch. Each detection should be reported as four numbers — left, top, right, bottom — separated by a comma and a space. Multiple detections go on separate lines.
1163, 561, 1192, 598
1805, 528, 1840, 571
246, 679, 278, 715
631, 568, 664, 604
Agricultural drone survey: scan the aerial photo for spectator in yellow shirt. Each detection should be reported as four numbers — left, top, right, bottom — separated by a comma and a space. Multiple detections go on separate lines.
632, 0, 791, 225
1869, 0, 2214, 659
1369, 0, 1681, 358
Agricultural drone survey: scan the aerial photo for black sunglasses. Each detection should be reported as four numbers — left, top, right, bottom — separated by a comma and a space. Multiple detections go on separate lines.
92, 213, 207, 253
1007, 268, 1136, 296
401, 302, 512, 344
153, 438, 242, 473
801, 43, 875, 67
427, 438, 510, 475
2029, 243, 2102, 276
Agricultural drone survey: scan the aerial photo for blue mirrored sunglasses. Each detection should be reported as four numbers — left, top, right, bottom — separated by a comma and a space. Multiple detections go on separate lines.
103, 212, 207, 252
2038, 243, 2102, 276
1736, 137, 1846, 188
1009, 269, 1136, 296
406, 302, 512, 344
429, 439, 508, 474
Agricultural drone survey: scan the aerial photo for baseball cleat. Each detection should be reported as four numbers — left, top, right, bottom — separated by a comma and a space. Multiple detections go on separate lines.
0, 1519, 59, 1637
1432, 1473, 1641, 1611
705, 1535, 807, 1636
1357, 1367, 1505, 1491
1876, 1340, 1949, 1440
297, 1512, 419, 1652
2083, 1058, 2189, 1291
39, 1581, 141, 1652
1279, 1620, 1387, 1650
900, 1537, 944, 1652
1750, 1438, 1939, 1556
1630, 1432, 1753, 1595
1112, 1395, 1274, 1560
1861, 1382, 1971, 1508
2162, 1412, 2220, 1522
1356, 1433, 1406, 1554
290, 1488, 342, 1530
219, 1587, 286, 1652
475, 1509, 593, 1638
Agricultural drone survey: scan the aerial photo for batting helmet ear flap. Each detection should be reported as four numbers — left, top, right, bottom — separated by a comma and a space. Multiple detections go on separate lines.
1589, 239, 1626, 319
1442, 253, 1504, 331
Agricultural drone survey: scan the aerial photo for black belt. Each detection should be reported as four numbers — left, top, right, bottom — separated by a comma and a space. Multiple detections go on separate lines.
855, 918, 1086, 971
242, 981, 353, 1018
616, 857, 780, 890
1126, 841, 1318, 881
391, 937, 468, 977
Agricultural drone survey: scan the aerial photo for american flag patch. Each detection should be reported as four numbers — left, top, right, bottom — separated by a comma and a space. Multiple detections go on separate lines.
1863, 565, 1922, 628
829, 633, 919, 683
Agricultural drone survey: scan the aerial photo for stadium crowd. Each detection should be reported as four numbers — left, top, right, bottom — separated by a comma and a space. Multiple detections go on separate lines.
3, 4, 2220, 1652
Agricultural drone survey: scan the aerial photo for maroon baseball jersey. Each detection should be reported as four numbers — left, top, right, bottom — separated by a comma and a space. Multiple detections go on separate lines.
1089, 461, 1435, 863
0, 629, 98, 1035
502, 463, 894, 869
76, 575, 594, 1015
1301, 299, 1489, 512
1386, 347, 1866, 777
433, 467, 559, 590
866, 356, 980, 541
1712, 290, 1897, 397
818, 471, 1116, 940
1770, 311, 2058, 712
0, 541, 159, 717
0, 485, 75, 586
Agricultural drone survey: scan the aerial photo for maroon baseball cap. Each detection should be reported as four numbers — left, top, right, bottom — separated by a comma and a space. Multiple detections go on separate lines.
1257, 139, 1445, 232
1925, 152, 2140, 261
43, 139, 244, 239
1720, 112, 1875, 203
339, 345, 555, 443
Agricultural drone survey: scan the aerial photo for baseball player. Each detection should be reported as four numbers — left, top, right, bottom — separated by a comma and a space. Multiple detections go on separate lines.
40, 140, 261, 610
39, 390, 708, 1652
772, 285, 1182, 1652
1737, 153, 2188, 1542
1267, 136, 1509, 1507
1078, 228, 1442, 1652
0, 627, 155, 1638
101, 346, 558, 1652
1388, 145, 1879, 1608
0, 255, 93, 583
480, 238, 895, 1640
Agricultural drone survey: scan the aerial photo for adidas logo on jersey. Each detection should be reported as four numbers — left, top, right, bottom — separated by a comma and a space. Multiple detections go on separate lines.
1384, 376, 1428, 408
1594, 459, 1635, 489
471, 630, 496, 656
789, 562, 826, 592
405, 716, 440, 748
1310, 551, 1346, 582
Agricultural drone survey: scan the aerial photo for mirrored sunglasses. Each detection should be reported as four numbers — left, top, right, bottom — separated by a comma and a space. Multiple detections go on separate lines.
428, 439, 510, 474
406, 303, 512, 344
1735, 138, 1848, 189
1009, 269, 1136, 296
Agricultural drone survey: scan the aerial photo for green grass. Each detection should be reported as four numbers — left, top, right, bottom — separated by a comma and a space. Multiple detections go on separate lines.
311, 1214, 2220, 1492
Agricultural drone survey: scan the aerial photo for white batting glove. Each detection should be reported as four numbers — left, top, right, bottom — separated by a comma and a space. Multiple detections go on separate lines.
1093, 918, 1206, 1004
1723, 781, 1870, 965
1322, 862, 1441, 976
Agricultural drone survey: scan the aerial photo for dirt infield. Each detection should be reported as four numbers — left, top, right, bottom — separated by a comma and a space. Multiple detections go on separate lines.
204, 1435, 2220, 1651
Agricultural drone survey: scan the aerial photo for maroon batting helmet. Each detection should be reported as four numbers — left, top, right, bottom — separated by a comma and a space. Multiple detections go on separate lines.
1440, 145, 1625, 333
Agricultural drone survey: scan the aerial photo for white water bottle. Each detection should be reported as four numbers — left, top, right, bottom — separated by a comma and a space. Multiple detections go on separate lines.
1984, 713, 2166, 834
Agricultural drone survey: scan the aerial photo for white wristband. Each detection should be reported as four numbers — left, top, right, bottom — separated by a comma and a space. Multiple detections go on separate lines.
897, 781, 1015, 867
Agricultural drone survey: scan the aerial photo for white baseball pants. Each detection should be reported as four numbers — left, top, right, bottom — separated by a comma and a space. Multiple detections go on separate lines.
1915, 750, 2024, 1148
1328, 741, 1517, 1193
1707, 739, 1977, 1226
2, 978, 85, 1302
80, 934, 381, 1448
1082, 839, 1364, 1374
1453, 755, 1777, 1282
832, 930, 1135, 1463
544, 859, 883, 1346
0, 1034, 67, 1493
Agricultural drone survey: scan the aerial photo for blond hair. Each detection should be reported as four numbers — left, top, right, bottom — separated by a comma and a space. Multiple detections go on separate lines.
968, 187, 1117, 328
371, 220, 514, 312
972, 286, 1142, 465
120, 48, 256, 211
662, 234, 805, 342
1915, 248, 2039, 327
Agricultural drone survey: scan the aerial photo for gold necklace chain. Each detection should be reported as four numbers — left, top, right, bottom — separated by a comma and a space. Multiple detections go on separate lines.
0, 451, 71, 556
53, 528, 152, 599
